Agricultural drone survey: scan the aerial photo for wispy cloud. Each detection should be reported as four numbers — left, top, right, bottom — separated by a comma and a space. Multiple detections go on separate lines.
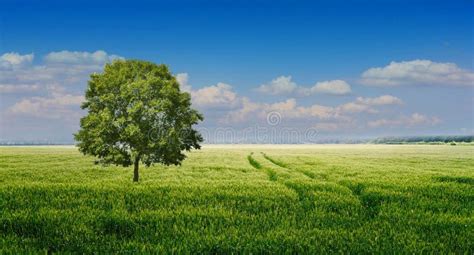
0, 52, 34, 69
257, 76, 298, 95
176, 73, 191, 92
44, 50, 123, 65
222, 95, 403, 124
302, 80, 352, 95
192, 83, 240, 108
175, 74, 425, 133
368, 113, 441, 128
256, 76, 352, 96
360, 59, 474, 86
8, 93, 84, 119
1, 50, 122, 120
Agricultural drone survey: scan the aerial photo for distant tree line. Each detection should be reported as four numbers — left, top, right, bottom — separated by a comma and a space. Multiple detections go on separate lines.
2, 135, 473, 146
371, 135, 474, 144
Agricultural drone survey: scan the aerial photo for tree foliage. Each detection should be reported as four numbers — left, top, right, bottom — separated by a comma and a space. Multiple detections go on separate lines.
74, 60, 203, 181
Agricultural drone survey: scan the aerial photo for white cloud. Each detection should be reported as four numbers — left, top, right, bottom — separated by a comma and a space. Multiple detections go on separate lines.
257, 76, 352, 96
313, 122, 340, 131
222, 94, 404, 124
313, 121, 358, 132
361, 59, 474, 86
7, 93, 84, 119
176, 73, 191, 92
1, 60, 446, 139
191, 82, 240, 108
257, 76, 298, 95
1, 50, 122, 122
221, 97, 260, 123
0, 84, 40, 93
0, 52, 34, 69
336, 102, 375, 114
0, 50, 122, 99
335, 95, 402, 114
1, 50, 123, 88
407, 113, 441, 126
222, 98, 341, 124
174, 73, 241, 108
355, 95, 403, 105
368, 113, 441, 128
294, 103, 338, 119
44, 50, 123, 65
305, 80, 351, 95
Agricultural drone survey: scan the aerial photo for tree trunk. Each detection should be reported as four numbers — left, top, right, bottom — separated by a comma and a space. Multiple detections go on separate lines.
133, 155, 140, 182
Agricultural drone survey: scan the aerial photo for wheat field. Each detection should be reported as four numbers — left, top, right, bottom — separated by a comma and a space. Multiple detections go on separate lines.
0, 145, 473, 253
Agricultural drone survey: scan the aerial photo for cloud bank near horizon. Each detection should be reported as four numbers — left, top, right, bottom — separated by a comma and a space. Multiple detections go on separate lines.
1, 50, 472, 142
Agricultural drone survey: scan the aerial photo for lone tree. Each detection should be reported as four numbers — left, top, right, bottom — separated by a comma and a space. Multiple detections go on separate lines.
75, 60, 203, 182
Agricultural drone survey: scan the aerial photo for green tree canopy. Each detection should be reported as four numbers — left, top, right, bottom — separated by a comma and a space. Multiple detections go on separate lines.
75, 60, 203, 182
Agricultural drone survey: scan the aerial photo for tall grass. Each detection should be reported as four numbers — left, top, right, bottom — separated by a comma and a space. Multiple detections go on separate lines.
0, 145, 473, 253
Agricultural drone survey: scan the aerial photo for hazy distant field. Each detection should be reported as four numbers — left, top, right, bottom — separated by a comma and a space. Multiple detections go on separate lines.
0, 145, 473, 253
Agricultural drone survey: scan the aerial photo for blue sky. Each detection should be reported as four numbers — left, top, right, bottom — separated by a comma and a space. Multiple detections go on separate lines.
0, 0, 473, 143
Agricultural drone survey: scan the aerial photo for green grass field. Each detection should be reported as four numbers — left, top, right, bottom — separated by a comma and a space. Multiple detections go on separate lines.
1, 145, 473, 253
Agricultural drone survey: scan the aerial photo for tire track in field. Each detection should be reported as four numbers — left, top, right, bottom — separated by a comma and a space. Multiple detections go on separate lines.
261, 153, 318, 209
260, 153, 380, 218
340, 181, 382, 219
261, 153, 316, 179
247, 153, 277, 181
250, 152, 316, 210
